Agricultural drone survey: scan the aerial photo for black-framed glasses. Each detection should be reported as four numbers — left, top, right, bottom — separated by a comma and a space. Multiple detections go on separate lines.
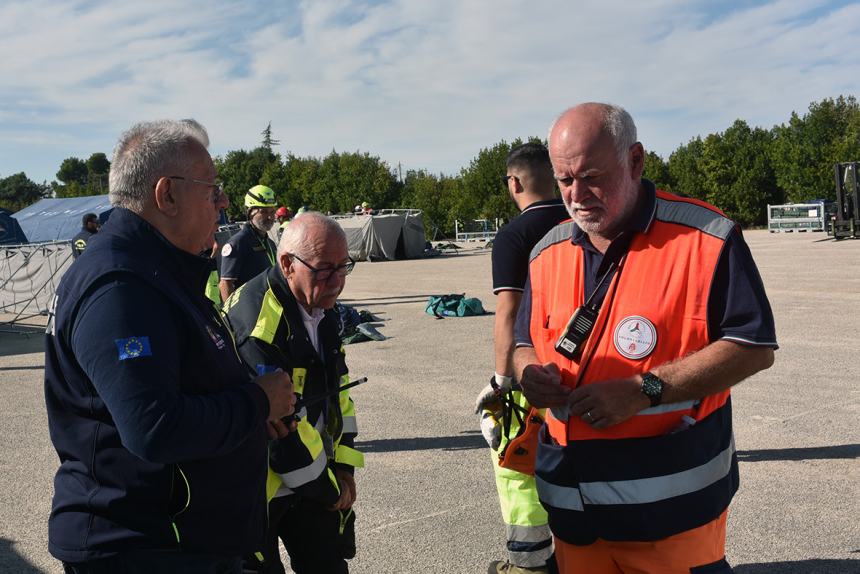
501, 175, 517, 185
166, 176, 224, 203
289, 253, 356, 281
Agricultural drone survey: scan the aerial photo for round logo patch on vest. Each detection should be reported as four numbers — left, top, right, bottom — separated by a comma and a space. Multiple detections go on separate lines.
221, 243, 233, 257
613, 316, 657, 360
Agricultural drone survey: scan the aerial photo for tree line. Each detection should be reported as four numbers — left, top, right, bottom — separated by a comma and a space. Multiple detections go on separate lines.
2, 96, 858, 234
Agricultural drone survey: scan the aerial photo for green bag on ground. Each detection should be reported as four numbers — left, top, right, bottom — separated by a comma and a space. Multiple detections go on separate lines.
425, 294, 486, 318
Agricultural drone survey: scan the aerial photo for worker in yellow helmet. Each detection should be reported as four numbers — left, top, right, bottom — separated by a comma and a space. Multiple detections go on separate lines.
219, 185, 279, 300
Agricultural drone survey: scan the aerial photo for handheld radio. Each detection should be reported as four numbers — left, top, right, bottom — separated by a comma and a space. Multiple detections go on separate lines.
554, 261, 617, 360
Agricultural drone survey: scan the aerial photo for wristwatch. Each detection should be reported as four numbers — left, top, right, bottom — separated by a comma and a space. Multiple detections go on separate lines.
640, 372, 664, 407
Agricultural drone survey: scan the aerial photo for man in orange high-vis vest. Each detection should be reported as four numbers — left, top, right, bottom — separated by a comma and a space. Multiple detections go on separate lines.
513, 103, 777, 574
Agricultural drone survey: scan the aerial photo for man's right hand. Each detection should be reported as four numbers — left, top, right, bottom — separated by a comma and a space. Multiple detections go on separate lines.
519, 362, 570, 408
328, 469, 356, 511
255, 370, 296, 438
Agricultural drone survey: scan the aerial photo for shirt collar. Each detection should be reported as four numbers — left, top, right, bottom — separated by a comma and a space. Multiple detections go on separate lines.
297, 301, 325, 324
571, 179, 657, 247
521, 198, 564, 214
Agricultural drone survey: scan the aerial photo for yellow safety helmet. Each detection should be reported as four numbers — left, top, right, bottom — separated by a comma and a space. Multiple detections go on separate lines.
245, 185, 277, 208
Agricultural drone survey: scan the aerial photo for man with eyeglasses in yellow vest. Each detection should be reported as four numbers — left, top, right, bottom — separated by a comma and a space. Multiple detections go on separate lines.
222, 211, 363, 574
219, 185, 279, 301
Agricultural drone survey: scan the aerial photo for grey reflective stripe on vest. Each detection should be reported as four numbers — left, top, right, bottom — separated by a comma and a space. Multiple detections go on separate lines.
638, 399, 698, 415
537, 436, 735, 508
342, 415, 358, 434
550, 400, 694, 421
655, 197, 734, 240
581, 436, 736, 505
536, 475, 584, 511
529, 221, 575, 263
277, 446, 328, 488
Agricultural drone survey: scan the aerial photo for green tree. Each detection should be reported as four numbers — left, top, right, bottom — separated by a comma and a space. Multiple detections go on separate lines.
0, 172, 50, 212
400, 170, 459, 238
668, 137, 707, 200
282, 155, 321, 211
260, 122, 280, 151
771, 95, 860, 202
699, 120, 783, 226
459, 138, 538, 224
295, 150, 399, 215
56, 157, 88, 186
86, 152, 110, 195
215, 147, 279, 220
53, 157, 90, 197
643, 151, 672, 191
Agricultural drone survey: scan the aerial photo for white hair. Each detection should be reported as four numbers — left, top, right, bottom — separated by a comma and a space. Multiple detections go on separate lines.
277, 211, 347, 260
109, 119, 210, 212
549, 103, 638, 165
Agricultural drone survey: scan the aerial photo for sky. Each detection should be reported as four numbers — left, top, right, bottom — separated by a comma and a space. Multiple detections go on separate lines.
0, 0, 858, 185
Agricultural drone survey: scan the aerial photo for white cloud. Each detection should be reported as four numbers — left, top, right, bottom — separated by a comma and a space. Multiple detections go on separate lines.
0, 0, 857, 184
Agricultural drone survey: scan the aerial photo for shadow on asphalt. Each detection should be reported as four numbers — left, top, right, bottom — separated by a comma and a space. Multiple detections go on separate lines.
0, 365, 43, 371
355, 431, 485, 453
0, 537, 44, 573
735, 558, 860, 573
737, 444, 859, 462
339, 295, 434, 306
0, 328, 45, 357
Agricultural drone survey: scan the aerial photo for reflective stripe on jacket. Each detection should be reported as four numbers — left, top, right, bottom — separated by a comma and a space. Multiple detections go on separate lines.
528, 190, 738, 544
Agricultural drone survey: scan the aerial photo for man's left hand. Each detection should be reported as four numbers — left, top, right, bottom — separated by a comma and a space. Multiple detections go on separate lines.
567, 376, 650, 429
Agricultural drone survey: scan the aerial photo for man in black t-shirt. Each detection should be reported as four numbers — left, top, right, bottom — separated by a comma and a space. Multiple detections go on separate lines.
476, 143, 568, 574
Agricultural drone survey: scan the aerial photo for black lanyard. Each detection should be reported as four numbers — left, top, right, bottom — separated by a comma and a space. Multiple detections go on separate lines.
554, 256, 625, 361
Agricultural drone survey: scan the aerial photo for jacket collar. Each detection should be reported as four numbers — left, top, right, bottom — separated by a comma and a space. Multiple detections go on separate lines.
101, 207, 214, 292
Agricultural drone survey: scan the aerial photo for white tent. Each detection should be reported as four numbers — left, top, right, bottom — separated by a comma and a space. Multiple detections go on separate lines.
336, 211, 426, 261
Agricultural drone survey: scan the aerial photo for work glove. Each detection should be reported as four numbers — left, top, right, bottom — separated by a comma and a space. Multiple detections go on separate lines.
473, 374, 514, 414
480, 410, 502, 450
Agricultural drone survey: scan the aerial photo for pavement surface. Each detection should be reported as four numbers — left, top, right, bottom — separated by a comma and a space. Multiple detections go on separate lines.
0, 230, 858, 574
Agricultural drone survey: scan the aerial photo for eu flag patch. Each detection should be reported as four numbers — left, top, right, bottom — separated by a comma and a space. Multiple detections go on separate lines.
115, 336, 152, 361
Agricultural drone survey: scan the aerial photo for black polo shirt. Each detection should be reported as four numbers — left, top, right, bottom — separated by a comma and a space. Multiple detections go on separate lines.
219, 223, 277, 289
515, 180, 777, 348
492, 198, 570, 293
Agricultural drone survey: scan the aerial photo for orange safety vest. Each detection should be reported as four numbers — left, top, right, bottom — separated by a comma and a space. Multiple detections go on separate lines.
528, 190, 739, 545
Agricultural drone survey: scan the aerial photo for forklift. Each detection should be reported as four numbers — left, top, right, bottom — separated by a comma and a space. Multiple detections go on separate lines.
829, 162, 860, 239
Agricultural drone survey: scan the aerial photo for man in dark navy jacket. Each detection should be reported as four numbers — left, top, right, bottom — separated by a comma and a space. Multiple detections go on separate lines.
45, 119, 296, 574
70, 213, 99, 259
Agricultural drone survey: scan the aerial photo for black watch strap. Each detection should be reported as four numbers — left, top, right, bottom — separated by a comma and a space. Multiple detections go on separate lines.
640, 372, 664, 407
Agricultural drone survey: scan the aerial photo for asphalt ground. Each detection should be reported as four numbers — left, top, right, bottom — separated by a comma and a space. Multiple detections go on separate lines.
0, 230, 857, 574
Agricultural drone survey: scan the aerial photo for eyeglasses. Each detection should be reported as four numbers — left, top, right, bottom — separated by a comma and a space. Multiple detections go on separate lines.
289, 253, 356, 282
501, 175, 517, 185
166, 176, 225, 203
